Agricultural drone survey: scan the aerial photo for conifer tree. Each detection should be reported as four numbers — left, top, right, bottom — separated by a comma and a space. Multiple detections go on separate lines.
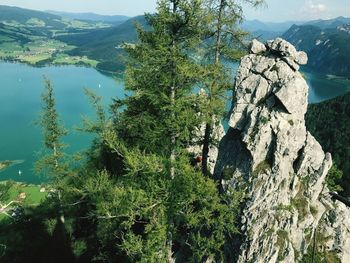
36, 77, 67, 179
36, 78, 69, 224
199, 0, 265, 175
68, 1, 244, 261
113, 0, 204, 177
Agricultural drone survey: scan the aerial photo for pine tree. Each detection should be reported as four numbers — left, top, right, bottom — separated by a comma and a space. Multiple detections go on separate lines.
63, 1, 244, 261
199, 0, 265, 175
113, 0, 205, 177
36, 77, 69, 225
36, 77, 67, 180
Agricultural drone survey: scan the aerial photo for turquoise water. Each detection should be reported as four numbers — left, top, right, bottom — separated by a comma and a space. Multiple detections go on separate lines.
0, 62, 124, 183
1, 62, 350, 183
305, 71, 350, 103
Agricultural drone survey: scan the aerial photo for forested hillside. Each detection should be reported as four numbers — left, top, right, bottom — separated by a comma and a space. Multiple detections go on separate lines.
306, 92, 350, 197
283, 19, 350, 76
0, 5, 112, 68
0, 5, 148, 72
46, 10, 129, 24
55, 16, 147, 71
0, 5, 66, 28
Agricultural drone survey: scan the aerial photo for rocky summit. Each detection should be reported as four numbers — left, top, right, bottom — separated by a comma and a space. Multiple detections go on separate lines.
214, 38, 350, 262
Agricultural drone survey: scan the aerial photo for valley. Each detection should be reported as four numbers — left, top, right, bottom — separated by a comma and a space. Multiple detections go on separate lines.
0, 5, 126, 71
1, 6, 350, 77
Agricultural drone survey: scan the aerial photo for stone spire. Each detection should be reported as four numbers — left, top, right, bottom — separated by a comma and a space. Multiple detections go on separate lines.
214, 38, 350, 262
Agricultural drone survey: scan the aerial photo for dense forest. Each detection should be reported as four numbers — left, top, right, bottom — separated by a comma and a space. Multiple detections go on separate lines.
306, 92, 350, 197
0, 0, 263, 262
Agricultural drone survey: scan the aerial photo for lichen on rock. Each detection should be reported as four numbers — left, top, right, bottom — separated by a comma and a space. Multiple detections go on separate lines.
214, 38, 350, 262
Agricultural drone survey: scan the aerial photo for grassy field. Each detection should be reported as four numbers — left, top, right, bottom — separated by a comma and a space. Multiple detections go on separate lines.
52, 53, 98, 67
0, 37, 99, 67
0, 16, 109, 68
0, 181, 49, 221
7, 183, 48, 204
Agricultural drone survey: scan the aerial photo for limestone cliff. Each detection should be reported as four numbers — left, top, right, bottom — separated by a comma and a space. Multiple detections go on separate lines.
214, 38, 350, 262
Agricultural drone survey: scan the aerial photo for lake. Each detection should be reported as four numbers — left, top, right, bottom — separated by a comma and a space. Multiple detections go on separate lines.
0, 62, 124, 184
1, 61, 350, 183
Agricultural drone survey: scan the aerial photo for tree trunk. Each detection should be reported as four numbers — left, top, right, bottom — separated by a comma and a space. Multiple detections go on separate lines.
170, 0, 178, 179
201, 122, 213, 175
168, 2, 178, 261
170, 83, 176, 179
53, 142, 58, 168
201, 0, 224, 175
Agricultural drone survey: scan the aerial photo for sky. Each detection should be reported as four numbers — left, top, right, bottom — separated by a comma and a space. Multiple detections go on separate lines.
0, 0, 349, 22
243, 0, 350, 22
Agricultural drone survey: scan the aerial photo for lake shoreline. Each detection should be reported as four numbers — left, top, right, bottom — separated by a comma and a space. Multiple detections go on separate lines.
0, 57, 121, 77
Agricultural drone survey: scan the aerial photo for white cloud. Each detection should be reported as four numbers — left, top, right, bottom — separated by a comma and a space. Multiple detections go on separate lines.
294, 0, 330, 20
302, 1, 327, 15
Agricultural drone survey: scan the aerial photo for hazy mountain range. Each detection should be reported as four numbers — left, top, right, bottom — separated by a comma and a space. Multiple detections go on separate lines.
46, 10, 129, 25
283, 22, 350, 76
0, 5, 349, 75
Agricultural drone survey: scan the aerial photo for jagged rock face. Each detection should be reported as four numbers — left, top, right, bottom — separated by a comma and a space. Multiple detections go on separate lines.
214, 38, 350, 262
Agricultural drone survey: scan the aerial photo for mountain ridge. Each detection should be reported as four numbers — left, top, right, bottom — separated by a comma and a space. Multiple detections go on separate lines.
282, 23, 350, 76
46, 10, 129, 24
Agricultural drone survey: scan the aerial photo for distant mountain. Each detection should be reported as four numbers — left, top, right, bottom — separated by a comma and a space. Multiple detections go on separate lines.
0, 5, 66, 29
0, 5, 111, 35
46, 10, 129, 24
241, 19, 304, 41
304, 16, 350, 29
242, 19, 304, 33
0, 22, 34, 44
55, 15, 148, 71
283, 22, 350, 76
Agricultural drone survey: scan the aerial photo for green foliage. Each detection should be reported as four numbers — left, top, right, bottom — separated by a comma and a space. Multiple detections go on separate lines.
260, 116, 269, 124
310, 205, 318, 217
0, 181, 13, 203
276, 203, 293, 213
39, 77, 67, 151
0, 1, 255, 261
292, 194, 308, 221
252, 160, 271, 177
326, 164, 343, 192
35, 77, 70, 182
0, 199, 76, 263
302, 228, 341, 263
306, 95, 350, 196
198, 0, 264, 175
59, 133, 241, 262
113, 0, 204, 158
276, 230, 289, 261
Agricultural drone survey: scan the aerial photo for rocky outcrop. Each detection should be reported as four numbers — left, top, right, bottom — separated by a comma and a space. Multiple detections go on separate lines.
214, 38, 350, 262
188, 115, 225, 174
